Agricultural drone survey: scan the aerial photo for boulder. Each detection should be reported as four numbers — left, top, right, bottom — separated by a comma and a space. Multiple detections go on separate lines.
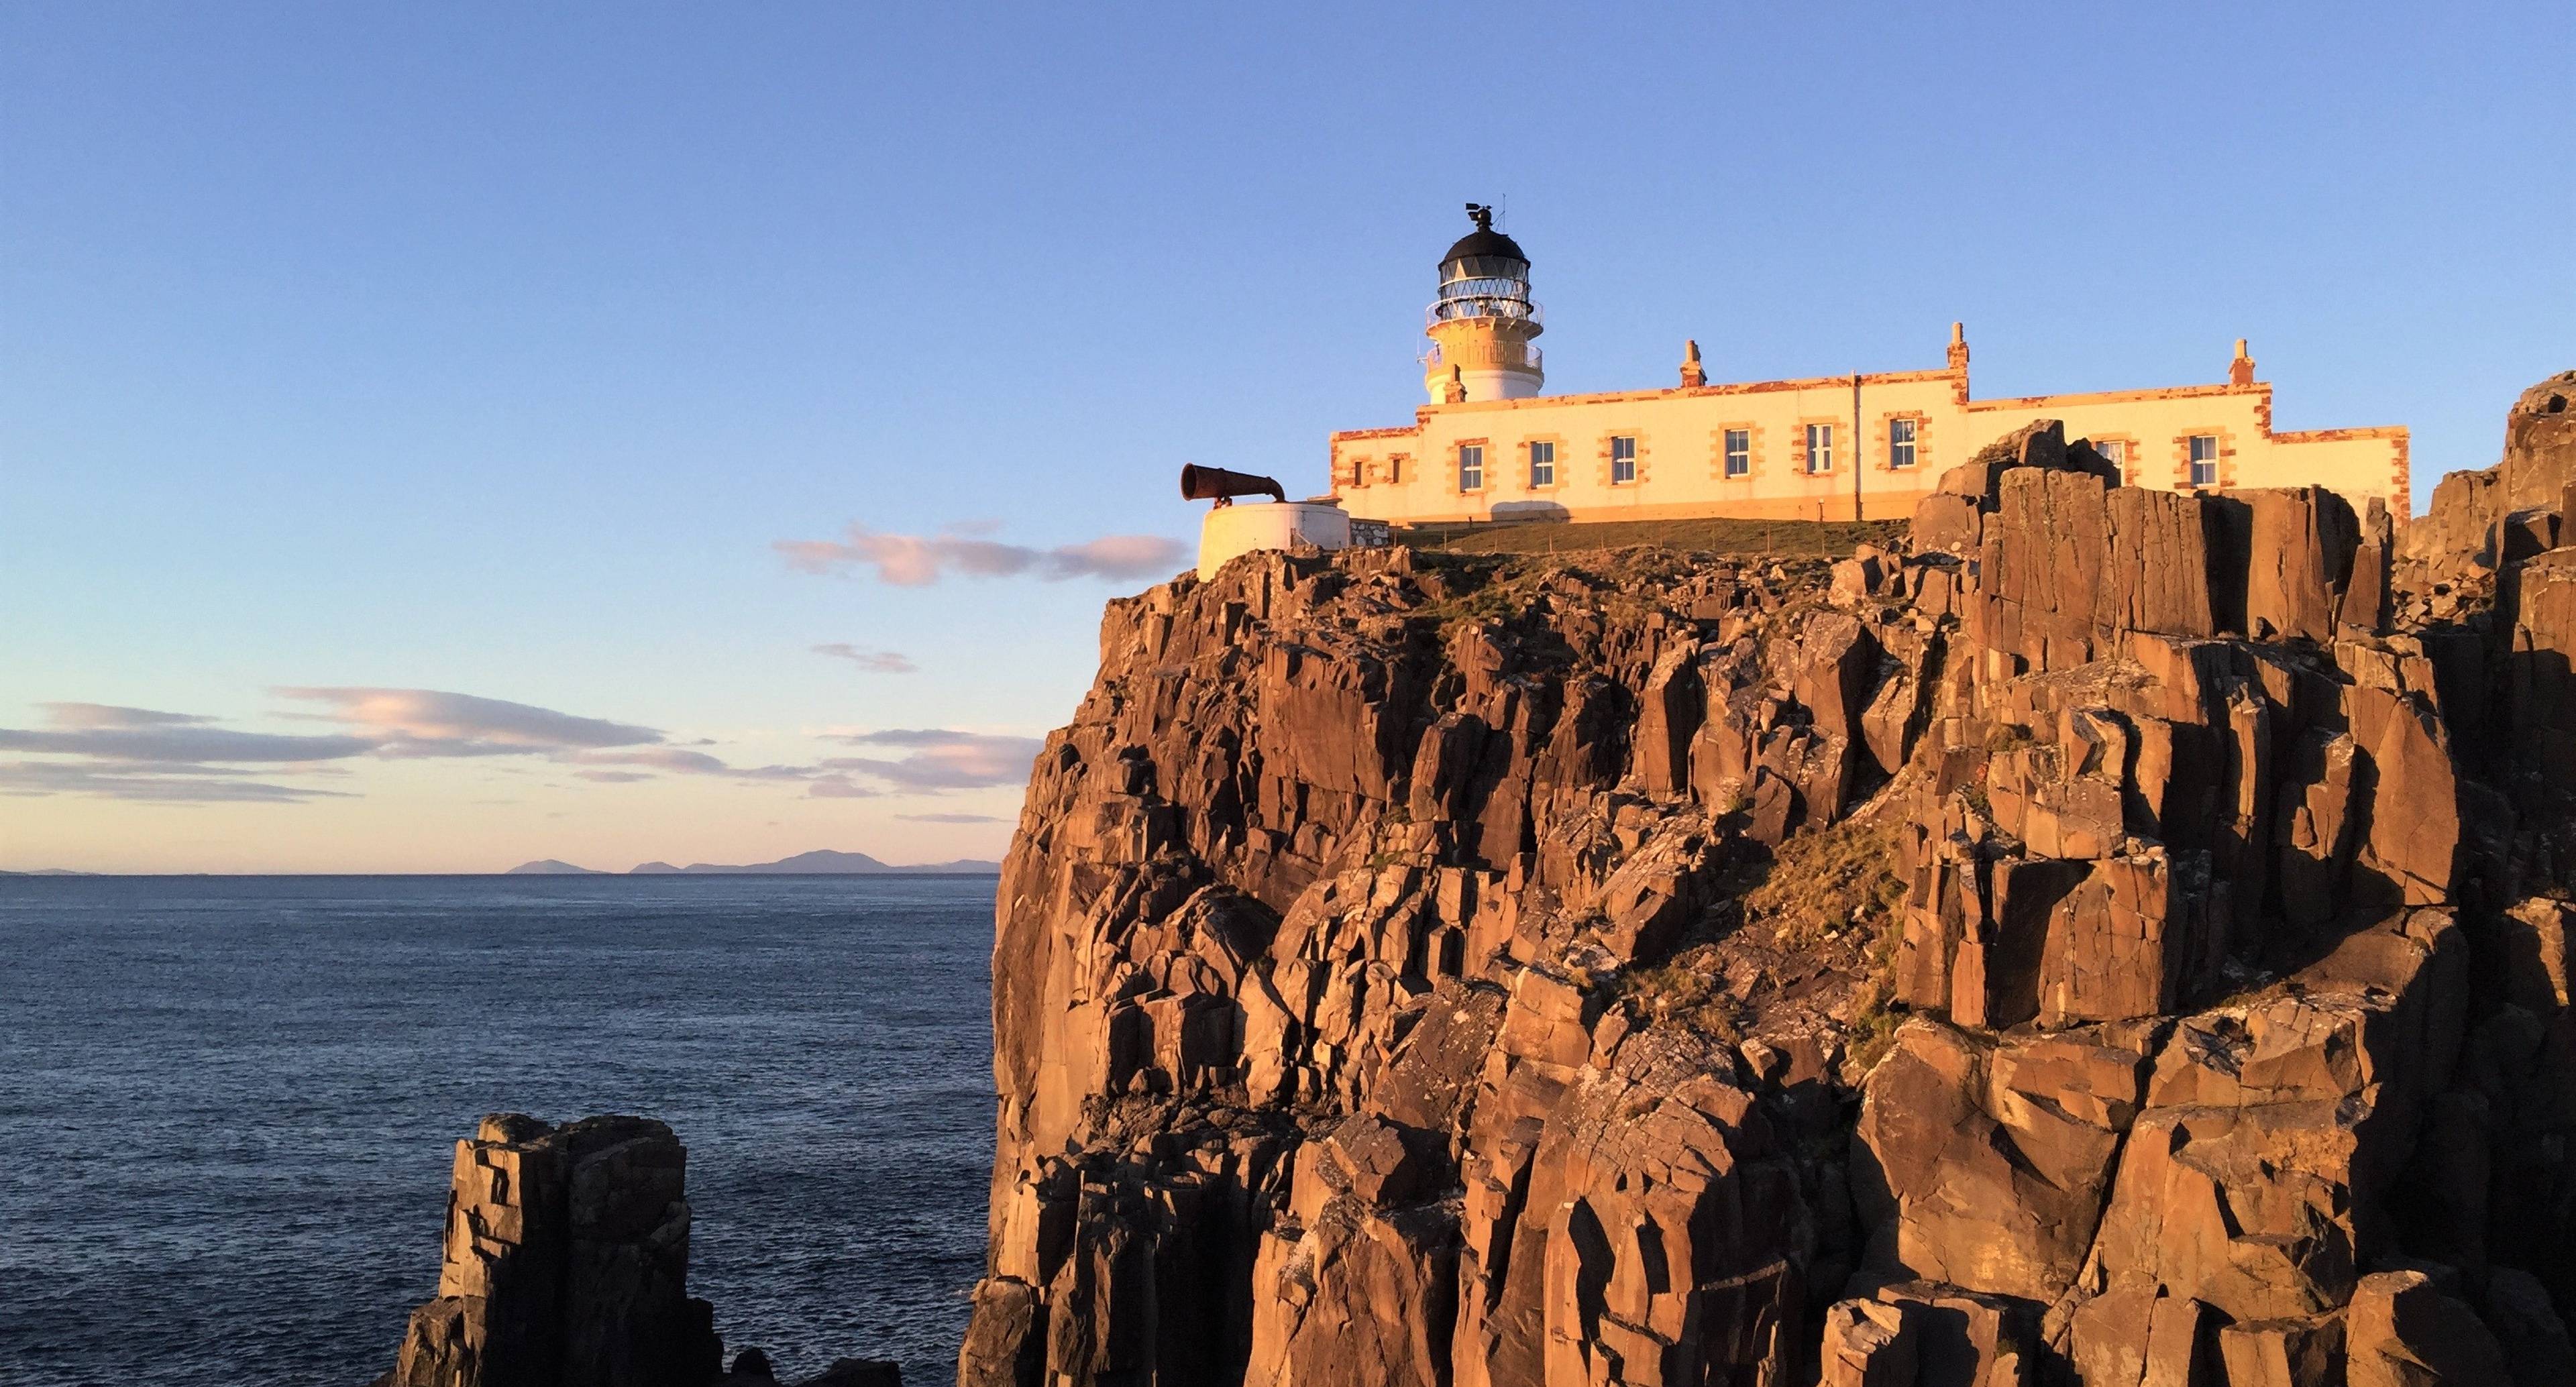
1851, 1021, 2153, 1304
1323, 1113, 1434, 1207
1940, 419, 2083, 504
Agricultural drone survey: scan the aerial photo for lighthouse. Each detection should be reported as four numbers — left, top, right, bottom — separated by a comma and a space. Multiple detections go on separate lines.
1421, 204, 1544, 404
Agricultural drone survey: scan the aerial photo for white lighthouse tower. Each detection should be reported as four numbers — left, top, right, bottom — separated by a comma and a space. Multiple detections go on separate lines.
1421, 204, 1544, 404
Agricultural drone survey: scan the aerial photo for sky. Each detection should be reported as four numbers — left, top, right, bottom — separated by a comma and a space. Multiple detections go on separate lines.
1, 2, 2567, 873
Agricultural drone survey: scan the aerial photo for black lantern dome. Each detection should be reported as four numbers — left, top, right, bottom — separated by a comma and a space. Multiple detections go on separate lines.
1430, 204, 1540, 330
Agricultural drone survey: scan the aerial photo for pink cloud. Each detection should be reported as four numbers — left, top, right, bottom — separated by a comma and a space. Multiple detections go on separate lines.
774, 523, 1184, 585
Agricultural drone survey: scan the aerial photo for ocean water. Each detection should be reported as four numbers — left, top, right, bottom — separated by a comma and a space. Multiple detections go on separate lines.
0, 874, 998, 1386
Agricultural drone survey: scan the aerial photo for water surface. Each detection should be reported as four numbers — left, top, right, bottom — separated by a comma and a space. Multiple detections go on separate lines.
0, 873, 996, 1386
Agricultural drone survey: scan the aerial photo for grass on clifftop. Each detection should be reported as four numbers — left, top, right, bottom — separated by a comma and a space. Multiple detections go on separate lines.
1397, 516, 1904, 558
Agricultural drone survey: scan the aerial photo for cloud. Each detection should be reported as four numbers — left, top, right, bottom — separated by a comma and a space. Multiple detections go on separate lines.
275, 688, 661, 756
1042, 535, 1189, 581
564, 746, 730, 774
0, 760, 356, 803
0, 702, 376, 802
2, 687, 729, 806
5, 689, 1042, 810
38, 703, 217, 730
560, 746, 818, 782
774, 524, 1185, 586
821, 728, 1044, 790
811, 643, 916, 674
896, 812, 1006, 824
0, 720, 376, 765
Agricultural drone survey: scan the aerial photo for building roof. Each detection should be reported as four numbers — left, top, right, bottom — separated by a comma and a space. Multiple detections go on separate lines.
1441, 226, 1528, 268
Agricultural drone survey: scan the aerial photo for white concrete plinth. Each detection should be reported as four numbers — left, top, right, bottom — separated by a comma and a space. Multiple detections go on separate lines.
1197, 501, 1351, 579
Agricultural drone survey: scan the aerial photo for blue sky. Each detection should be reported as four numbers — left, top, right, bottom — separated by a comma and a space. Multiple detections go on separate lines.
2, 2, 2566, 871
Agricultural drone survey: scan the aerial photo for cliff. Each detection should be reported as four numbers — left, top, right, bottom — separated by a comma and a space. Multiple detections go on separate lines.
959, 385, 2576, 1386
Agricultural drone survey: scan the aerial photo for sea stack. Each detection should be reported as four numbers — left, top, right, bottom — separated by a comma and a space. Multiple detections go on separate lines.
378, 1114, 720, 1387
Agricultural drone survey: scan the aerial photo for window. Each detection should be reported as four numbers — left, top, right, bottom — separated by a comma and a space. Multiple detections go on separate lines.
1387, 455, 1404, 484
1806, 423, 1834, 474
1458, 445, 1484, 491
1611, 435, 1638, 484
2188, 435, 2220, 487
1723, 429, 1751, 478
1529, 440, 1555, 487
2095, 439, 2127, 467
1888, 417, 1917, 469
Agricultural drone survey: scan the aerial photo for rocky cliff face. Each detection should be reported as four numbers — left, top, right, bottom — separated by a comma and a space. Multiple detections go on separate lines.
961, 384, 2576, 1386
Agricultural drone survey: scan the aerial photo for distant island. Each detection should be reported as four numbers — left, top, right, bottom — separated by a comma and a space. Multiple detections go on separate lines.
504, 849, 1000, 876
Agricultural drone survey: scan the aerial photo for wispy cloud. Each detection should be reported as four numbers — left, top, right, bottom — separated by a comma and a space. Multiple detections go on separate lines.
276, 688, 661, 757
897, 812, 1006, 824
812, 643, 916, 674
0, 759, 358, 803
820, 728, 1043, 790
39, 703, 218, 730
774, 523, 1185, 586
4, 689, 759, 804
4, 689, 1048, 810
559, 746, 817, 781
1044, 535, 1189, 582
0, 703, 373, 764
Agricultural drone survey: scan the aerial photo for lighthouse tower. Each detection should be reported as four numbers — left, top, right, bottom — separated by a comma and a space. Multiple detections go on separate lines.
1421, 204, 1544, 404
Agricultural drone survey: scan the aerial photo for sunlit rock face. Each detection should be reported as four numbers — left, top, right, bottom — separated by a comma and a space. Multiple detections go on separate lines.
961, 383, 2576, 1387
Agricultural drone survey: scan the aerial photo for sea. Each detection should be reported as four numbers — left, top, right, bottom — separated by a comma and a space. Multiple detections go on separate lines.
0, 873, 998, 1386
